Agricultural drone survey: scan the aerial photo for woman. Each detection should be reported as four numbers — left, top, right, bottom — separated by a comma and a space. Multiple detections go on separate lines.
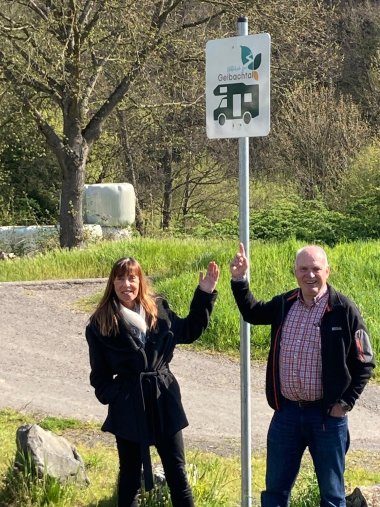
86, 256, 219, 507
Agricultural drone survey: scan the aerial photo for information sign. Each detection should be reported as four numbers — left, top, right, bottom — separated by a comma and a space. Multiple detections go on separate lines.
206, 33, 271, 139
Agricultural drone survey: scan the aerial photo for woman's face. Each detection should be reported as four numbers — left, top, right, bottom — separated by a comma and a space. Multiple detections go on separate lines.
114, 270, 140, 309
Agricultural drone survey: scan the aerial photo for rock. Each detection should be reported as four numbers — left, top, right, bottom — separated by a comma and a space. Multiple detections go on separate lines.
0, 251, 16, 260
15, 424, 89, 485
141, 463, 197, 499
100, 226, 133, 240
346, 485, 380, 507
141, 463, 166, 491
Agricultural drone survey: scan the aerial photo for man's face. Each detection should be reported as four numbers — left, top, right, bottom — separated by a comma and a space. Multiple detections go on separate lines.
294, 247, 330, 302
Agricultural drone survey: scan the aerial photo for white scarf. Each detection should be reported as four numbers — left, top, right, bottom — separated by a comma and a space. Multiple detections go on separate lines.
119, 303, 147, 344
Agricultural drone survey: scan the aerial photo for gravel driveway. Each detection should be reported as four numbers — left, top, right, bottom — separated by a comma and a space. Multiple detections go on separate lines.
0, 280, 379, 455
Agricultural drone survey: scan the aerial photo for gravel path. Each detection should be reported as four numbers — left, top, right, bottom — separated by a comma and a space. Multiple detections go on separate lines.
0, 280, 379, 455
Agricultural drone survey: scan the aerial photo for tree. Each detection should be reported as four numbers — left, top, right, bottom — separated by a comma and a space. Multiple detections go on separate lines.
0, 0, 238, 247
268, 83, 370, 199
0, 87, 60, 225
335, 0, 380, 129
102, 13, 236, 233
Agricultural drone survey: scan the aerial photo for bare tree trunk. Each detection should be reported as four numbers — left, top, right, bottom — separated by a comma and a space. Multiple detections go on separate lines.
59, 156, 86, 248
116, 110, 144, 235
55, 95, 89, 248
181, 169, 191, 228
162, 147, 173, 230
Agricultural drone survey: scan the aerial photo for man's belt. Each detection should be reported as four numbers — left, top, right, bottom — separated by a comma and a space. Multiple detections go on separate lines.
285, 398, 323, 408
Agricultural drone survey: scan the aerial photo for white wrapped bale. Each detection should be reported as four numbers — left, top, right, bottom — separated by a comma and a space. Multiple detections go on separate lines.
83, 183, 135, 227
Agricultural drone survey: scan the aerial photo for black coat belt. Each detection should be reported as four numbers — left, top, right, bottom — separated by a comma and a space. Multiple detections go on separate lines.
137, 366, 170, 491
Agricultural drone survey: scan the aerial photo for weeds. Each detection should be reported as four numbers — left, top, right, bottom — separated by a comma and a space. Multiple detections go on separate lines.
1, 449, 74, 506
0, 408, 379, 506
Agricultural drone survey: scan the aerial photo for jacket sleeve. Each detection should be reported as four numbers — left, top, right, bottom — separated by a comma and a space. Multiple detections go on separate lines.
168, 287, 217, 345
230, 279, 279, 325
85, 323, 122, 405
342, 302, 376, 408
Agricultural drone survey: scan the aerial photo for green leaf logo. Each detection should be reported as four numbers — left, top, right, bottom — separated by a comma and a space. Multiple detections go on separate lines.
241, 46, 254, 70
254, 53, 262, 70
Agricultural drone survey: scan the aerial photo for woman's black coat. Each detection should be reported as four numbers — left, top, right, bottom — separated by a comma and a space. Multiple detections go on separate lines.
86, 286, 217, 488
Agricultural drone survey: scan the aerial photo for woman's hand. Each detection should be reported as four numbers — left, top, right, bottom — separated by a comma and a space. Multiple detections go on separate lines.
199, 261, 220, 293
230, 242, 249, 280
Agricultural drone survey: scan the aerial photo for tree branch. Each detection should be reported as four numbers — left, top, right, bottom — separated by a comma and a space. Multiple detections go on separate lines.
24, 0, 49, 21
79, 2, 105, 42
153, 0, 183, 29
2, 76, 64, 158
0, 49, 62, 105
128, 94, 204, 110
173, 9, 227, 32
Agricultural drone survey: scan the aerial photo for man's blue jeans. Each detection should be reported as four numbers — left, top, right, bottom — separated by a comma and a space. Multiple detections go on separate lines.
261, 400, 349, 507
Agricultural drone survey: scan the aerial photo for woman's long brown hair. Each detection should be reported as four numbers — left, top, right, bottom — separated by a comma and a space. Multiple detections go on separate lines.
89, 257, 158, 336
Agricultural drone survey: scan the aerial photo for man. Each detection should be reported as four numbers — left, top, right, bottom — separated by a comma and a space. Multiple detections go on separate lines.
230, 243, 375, 507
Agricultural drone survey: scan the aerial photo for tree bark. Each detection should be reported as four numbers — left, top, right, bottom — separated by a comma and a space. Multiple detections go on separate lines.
162, 147, 173, 230
59, 152, 87, 249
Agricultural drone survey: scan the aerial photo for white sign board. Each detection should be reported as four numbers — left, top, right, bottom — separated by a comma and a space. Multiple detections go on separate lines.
206, 33, 271, 139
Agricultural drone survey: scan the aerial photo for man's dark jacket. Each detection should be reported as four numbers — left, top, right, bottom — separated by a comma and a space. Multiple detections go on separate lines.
231, 281, 375, 414
86, 286, 216, 489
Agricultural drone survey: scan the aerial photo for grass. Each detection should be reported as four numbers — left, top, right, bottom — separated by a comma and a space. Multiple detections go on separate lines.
0, 237, 378, 368
0, 409, 379, 506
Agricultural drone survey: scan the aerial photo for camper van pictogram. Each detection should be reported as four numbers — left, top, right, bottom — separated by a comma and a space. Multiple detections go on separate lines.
213, 83, 259, 126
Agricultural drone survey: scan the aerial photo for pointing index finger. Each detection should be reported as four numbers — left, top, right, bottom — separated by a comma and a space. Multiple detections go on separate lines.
239, 242, 246, 257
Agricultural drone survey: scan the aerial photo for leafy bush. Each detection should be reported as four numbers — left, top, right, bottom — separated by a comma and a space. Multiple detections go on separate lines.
186, 181, 380, 246
250, 198, 356, 245
333, 140, 380, 240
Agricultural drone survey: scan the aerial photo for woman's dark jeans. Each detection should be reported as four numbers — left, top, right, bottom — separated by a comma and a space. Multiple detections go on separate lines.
116, 430, 194, 507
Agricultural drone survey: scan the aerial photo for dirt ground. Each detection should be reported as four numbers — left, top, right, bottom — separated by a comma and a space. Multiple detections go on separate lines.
0, 279, 379, 456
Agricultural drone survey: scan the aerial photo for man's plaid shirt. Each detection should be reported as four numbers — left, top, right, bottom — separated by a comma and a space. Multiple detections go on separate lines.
279, 289, 329, 401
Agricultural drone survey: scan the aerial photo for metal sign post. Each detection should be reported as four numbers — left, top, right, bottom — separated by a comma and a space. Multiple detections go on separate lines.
238, 18, 252, 507
206, 18, 270, 506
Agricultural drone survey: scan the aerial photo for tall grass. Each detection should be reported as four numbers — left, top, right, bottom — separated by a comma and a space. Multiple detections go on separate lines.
2, 449, 76, 507
0, 237, 379, 365
1, 410, 379, 507
0, 237, 229, 281
0, 410, 243, 507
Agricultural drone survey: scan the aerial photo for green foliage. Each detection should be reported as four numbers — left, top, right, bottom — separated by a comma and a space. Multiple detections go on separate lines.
0, 227, 61, 258
0, 238, 379, 368
185, 194, 379, 246
0, 93, 60, 226
333, 140, 380, 240
250, 199, 359, 245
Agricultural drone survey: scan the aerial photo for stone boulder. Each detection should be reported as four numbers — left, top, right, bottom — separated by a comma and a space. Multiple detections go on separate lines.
346, 485, 380, 507
15, 424, 89, 485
